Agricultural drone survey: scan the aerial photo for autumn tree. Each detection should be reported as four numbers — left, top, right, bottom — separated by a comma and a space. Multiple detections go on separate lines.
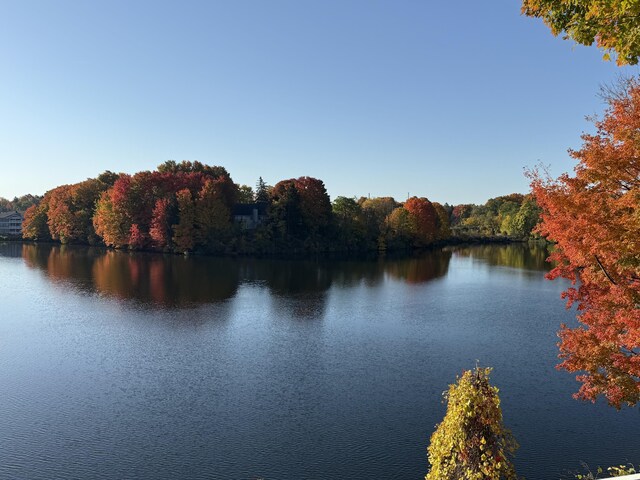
173, 189, 196, 252
195, 178, 232, 250
45, 185, 75, 243
426, 368, 519, 480
522, 0, 640, 65
452, 204, 474, 226
293, 176, 332, 233
360, 196, 399, 249
529, 78, 640, 407
360, 196, 398, 226
385, 206, 414, 249
404, 197, 439, 246
156, 160, 230, 180
93, 175, 135, 248
32, 174, 117, 245
265, 176, 332, 250
149, 198, 174, 250
93, 163, 236, 251
269, 180, 305, 242
433, 202, 452, 240
22, 202, 51, 241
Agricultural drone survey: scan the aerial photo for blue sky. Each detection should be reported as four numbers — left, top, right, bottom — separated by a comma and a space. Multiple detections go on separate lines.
0, 0, 636, 204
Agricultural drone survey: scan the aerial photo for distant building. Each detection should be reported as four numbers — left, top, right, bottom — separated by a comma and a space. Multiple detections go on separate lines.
0, 211, 24, 236
232, 203, 267, 230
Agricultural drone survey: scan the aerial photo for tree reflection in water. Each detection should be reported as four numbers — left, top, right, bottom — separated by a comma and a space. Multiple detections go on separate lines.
385, 250, 452, 284
11, 244, 458, 311
448, 243, 551, 272
19, 244, 239, 308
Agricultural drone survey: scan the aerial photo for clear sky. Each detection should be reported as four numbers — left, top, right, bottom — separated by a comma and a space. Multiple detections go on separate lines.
0, 0, 636, 204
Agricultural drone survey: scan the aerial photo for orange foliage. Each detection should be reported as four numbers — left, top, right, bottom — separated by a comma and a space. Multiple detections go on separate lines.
293, 176, 332, 230
22, 202, 51, 241
149, 198, 172, 249
530, 79, 640, 408
404, 197, 439, 245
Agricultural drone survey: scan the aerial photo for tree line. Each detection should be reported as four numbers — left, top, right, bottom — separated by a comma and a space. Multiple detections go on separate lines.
0, 194, 41, 213
19, 161, 540, 254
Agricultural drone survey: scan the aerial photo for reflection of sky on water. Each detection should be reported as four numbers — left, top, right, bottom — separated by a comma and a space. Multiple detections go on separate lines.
0, 241, 637, 480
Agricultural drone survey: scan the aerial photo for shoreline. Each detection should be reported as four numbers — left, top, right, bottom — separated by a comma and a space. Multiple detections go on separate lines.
1, 235, 544, 260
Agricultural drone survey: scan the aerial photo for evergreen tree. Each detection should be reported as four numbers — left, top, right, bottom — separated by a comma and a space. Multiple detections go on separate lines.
255, 177, 270, 203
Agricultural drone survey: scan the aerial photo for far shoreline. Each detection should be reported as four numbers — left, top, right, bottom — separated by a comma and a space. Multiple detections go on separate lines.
1, 235, 543, 261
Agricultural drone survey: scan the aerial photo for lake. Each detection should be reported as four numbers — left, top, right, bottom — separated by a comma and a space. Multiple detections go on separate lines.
0, 243, 637, 479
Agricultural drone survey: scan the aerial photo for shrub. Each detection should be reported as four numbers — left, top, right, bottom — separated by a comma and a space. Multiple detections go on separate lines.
426, 367, 519, 480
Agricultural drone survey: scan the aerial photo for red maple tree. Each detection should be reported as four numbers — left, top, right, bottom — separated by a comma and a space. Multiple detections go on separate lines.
530, 79, 640, 408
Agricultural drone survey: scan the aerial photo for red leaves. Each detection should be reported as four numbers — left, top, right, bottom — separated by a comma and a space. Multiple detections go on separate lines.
293, 176, 332, 230
172, 189, 195, 252
93, 165, 235, 251
404, 196, 439, 245
531, 79, 640, 408
149, 198, 172, 249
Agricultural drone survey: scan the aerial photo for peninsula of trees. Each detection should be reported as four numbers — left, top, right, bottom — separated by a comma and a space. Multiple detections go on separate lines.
16, 161, 541, 255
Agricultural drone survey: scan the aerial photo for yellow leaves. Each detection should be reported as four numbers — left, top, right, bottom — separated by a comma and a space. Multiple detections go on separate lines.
522, 0, 640, 65
425, 367, 520, 480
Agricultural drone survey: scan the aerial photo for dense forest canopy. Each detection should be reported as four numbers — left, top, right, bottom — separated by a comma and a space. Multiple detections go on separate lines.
19, 161, 541, 254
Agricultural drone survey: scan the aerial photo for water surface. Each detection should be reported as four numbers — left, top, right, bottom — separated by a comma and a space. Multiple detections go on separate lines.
0, 243, 636, 479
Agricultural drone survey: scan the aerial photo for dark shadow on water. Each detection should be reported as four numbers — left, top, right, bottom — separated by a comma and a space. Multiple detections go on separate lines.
18, 244, 239, 308
384, 250, 452, 283
0, 242, 25, 258
9, 243, 460, 311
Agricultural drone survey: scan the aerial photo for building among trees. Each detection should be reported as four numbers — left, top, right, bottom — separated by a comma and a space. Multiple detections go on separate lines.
232, 203, 267, 230
0, 211, 24, 236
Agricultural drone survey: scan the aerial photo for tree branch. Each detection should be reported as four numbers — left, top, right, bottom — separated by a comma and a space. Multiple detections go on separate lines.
594, 255, 618, 285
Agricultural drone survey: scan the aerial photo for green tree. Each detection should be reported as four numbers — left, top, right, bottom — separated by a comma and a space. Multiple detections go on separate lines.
237, 184, 254, 203
426, 368, 519, 480
269, 180, 304, 242
498, 202, 520, 235
332, 196, 366, 249
255, 176, 270, 203
522, 0, 640, 65
511, 198, 540, 238
0, 194, 42, 213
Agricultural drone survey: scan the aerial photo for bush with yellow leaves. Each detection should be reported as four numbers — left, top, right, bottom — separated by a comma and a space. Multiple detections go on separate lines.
426, 367, 520, 480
